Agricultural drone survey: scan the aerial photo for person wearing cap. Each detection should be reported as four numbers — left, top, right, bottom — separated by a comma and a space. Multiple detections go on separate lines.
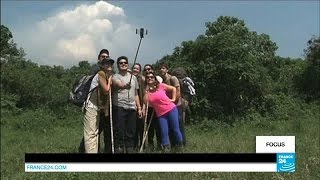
111, 56, 143, 153
96, 49, 115, 153
83, 49, 114, 153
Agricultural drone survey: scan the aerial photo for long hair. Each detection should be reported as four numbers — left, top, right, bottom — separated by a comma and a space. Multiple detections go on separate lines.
133, 63, 142, 73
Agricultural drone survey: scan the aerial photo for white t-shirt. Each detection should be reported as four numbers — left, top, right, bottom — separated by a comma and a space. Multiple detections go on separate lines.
112, 72, 139, 110
85, 74, 99, 110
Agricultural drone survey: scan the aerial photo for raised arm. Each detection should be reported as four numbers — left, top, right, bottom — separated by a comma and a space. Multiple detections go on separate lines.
162, 83, 176, 103
135, 90, 143, 118
112, 76, 131, 89
98, 71, 111, 94
142, 89, 149, 111
171, 76, 181, 102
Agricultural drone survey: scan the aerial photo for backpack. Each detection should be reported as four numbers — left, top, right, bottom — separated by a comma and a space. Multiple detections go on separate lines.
171, 67, 196, 104
69, 65, 100, 107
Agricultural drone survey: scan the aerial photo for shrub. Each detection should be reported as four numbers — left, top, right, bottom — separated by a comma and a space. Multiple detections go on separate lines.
262, 93, 304, 121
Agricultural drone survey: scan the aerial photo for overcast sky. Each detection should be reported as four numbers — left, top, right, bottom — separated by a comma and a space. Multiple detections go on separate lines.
1, 1, 319, 67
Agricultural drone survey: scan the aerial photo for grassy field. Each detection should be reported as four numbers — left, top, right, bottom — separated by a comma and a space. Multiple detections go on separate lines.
1, 103, 319, 180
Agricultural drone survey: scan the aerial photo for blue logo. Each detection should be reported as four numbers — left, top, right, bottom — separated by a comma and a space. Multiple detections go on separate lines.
277, 153, 295, 172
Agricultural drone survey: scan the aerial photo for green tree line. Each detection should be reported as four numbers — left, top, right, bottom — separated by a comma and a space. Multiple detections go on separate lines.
1, 16, 319, 123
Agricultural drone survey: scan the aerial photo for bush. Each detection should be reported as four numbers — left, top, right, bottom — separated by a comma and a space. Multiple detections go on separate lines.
0, 92, 22, 116
262, 93, 304, 121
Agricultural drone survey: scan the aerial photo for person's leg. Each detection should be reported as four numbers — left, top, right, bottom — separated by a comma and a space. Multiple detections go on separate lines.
98, 112, 102, 153
113, 106, 125, 153
169, 125, 176, 147
78, 137, 85, 153
153, 115, 162, 150
102, 113, 112, 153
147, 107, 155, 149
134, 116, 139, 149
177, 105, 186, 146
169, 106, 180, 147
98, 111, 109, 153
167, 107, 183, 145
83, 107, 99, 153
138, 117, 144, 149
158, 115, 170, 146
125, 109, 137, 153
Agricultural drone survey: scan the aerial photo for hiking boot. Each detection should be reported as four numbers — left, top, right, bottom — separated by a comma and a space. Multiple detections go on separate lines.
134, 146, 140, 152
171, 143, 184, 153
78, 138, 85, 153
155, 144, 162, 152
175, 145, 184, 153
147, 143, 155, 152
115, 147, 125, 154
78, 146, 85, 153
126, 147, 136, 153
162, 145, 171, 153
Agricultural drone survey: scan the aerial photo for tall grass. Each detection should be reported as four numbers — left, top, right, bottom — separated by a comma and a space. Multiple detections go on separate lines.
1, 102, 319, 179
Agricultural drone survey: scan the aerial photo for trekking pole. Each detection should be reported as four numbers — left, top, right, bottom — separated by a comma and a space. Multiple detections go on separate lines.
129, 28, 147, 85
109, 87, 114, 154
139, 101, 149, 153
140, 109, 155, 153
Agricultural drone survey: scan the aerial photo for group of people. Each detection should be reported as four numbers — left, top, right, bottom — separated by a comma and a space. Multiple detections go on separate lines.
80, 48, 187, 153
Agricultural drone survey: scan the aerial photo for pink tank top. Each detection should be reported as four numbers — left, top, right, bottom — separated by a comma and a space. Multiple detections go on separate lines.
148, 83, 176, 117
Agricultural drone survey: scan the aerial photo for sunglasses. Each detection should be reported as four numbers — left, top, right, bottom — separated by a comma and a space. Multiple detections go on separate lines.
118, 61, 128, 65
146, 76, 155, 79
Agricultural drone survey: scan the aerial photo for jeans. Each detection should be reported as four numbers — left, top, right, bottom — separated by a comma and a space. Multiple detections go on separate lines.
170, 105, 186, 146
158, 107, 183, 146
147, 107, 161, 149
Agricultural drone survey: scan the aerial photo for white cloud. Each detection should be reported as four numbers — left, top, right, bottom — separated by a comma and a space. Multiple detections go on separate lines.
19, 1, 143, 67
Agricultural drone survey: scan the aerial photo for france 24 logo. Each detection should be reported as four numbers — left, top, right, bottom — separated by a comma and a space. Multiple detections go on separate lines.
277, 153, 296, 172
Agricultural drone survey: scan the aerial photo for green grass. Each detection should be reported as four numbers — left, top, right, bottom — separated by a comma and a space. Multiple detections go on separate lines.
1, 103, 319, 180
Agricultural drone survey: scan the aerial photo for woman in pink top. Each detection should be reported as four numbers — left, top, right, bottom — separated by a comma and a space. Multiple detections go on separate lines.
143, 72, 183, 150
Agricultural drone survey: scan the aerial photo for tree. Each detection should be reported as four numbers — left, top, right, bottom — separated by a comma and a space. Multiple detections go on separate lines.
304, 36, 320, 65
156, 16, 279, 121
0, 25, 20, 57
299, 36, 320, 100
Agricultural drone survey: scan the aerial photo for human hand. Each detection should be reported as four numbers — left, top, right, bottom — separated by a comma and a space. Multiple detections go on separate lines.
138, 109, 143, 118
141, 108, 146, 117
122, 83, 131, 89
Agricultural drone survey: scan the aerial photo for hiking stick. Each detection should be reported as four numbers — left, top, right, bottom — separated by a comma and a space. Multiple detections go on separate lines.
139, 101, 149, 152
109, 87, 114, 154
140, 108, 155, 153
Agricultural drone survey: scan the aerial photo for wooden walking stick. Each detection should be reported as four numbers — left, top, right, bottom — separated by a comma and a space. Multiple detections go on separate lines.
139, 101, 149, 153
109, 87, 114, 154
140, 109, 154, 152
